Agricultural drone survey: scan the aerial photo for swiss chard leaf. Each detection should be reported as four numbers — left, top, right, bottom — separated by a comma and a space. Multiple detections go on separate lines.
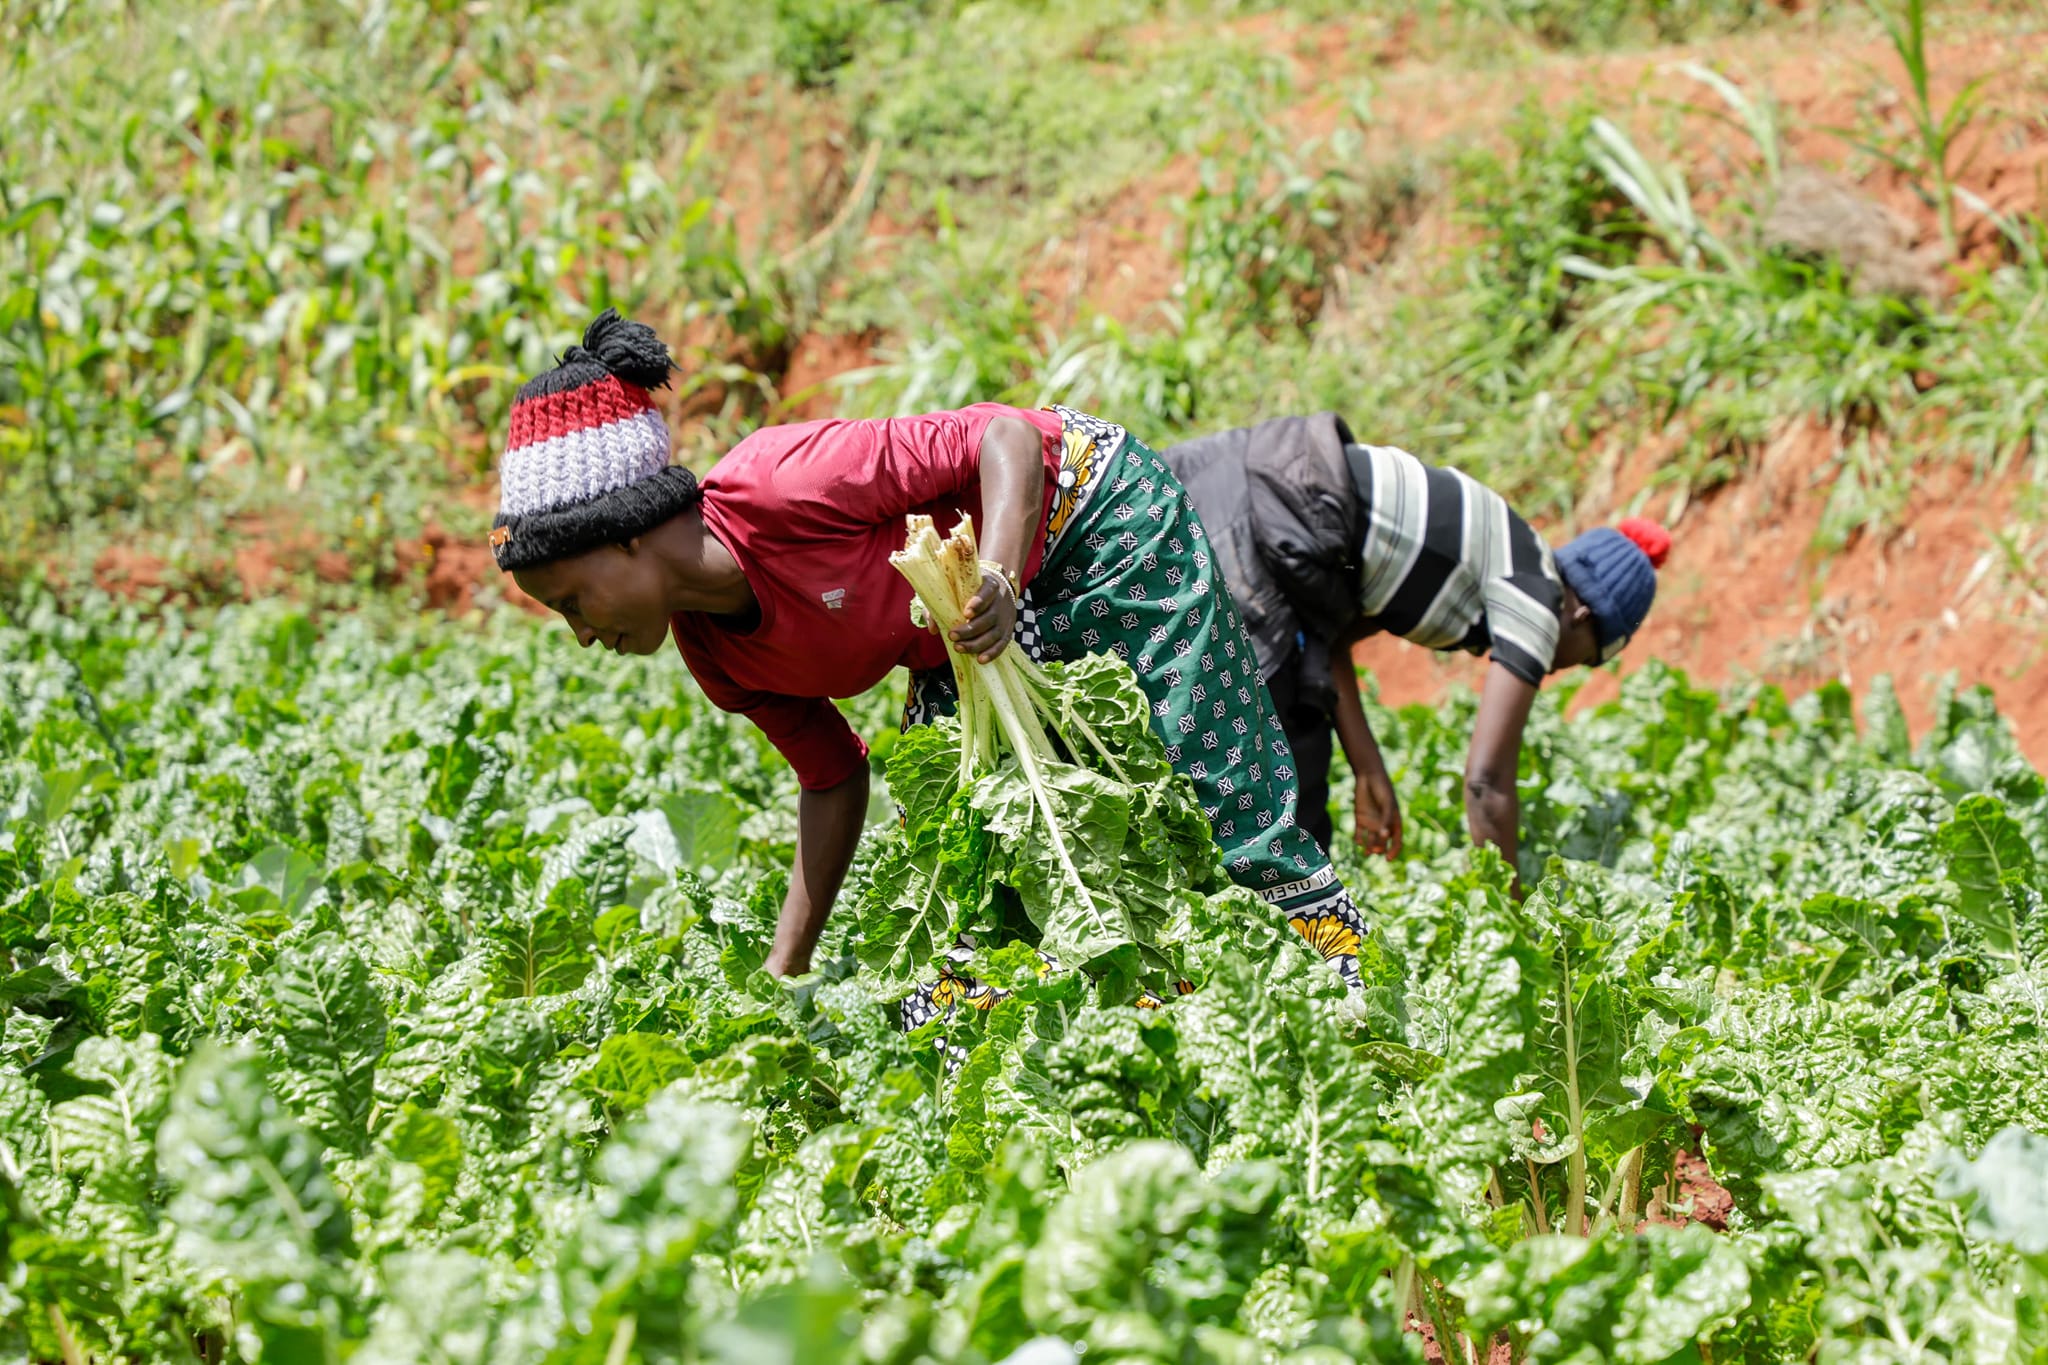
1939, 794, 2038, 960
157, 1045, 359, 1345
266, 933, 387, 1154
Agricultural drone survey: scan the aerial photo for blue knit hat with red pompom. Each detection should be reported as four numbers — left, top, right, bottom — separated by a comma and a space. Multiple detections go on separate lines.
1555, 518, 1669, 661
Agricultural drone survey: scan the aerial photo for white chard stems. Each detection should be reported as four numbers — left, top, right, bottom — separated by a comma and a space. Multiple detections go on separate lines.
890, 515, 1127, 914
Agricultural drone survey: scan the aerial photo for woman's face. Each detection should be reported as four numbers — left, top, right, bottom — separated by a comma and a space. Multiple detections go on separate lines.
513, 541, 674, 657
1550, 585, 1602, 672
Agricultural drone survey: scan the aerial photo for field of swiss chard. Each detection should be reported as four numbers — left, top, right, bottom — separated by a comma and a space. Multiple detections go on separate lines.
3, 595, 2045, 1364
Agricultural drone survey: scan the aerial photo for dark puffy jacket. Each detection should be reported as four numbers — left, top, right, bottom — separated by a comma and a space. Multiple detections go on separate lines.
1160, 412, 1361, 697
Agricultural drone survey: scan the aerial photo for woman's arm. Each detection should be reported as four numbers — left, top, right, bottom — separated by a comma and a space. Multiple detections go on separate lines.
1329, 646, 1401, 859
765, 764, 871, 977
950, 416, 1047, 663
1466, 660, 1538, 888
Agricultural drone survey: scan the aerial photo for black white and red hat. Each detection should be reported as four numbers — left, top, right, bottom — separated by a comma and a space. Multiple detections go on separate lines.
490, 309, 701, 572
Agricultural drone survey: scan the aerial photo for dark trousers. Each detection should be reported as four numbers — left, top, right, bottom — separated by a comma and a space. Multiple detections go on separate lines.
1265, 654, 1337, 853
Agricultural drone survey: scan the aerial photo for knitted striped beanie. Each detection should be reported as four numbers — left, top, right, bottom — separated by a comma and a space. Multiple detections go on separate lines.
490, 309, 701, 572
1555, 517, 1670, 662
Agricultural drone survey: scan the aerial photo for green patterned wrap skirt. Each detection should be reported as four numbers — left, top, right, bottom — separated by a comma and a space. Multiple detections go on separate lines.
899, 406, 1368, 1025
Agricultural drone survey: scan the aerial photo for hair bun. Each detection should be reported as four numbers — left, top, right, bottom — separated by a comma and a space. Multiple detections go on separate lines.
564, 307, 675, 390
1617, 516, 1671, 568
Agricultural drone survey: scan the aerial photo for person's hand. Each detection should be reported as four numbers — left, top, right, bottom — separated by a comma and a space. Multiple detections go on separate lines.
1354, 769, 1403, 861
949, 568, 1017, 663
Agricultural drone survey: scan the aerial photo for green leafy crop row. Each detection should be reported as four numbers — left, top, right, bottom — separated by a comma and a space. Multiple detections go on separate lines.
2, 596, 2044, 1363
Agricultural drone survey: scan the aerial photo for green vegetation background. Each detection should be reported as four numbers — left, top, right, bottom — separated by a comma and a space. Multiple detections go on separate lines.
4, 0, 2043, 608
6, 4, 2048, 1361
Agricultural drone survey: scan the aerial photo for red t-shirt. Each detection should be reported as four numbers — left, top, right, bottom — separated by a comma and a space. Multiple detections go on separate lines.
673, 404, 1064, 790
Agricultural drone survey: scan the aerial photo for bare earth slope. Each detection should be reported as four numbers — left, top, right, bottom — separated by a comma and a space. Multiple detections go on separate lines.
1056, 12, 2048, 760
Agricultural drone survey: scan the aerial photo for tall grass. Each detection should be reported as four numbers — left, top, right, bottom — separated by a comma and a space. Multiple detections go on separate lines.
1858, 0, 1988, 253
0, 2, 817, 579
1, 0, 2039, 602
846, 40, 2044, 523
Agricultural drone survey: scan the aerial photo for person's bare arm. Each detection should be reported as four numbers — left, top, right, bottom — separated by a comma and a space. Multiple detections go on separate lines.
1329, 645, 1401, 859
1466, 661, 1538, 887
765, 765, 871, 977
951, 416, 1047, 662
